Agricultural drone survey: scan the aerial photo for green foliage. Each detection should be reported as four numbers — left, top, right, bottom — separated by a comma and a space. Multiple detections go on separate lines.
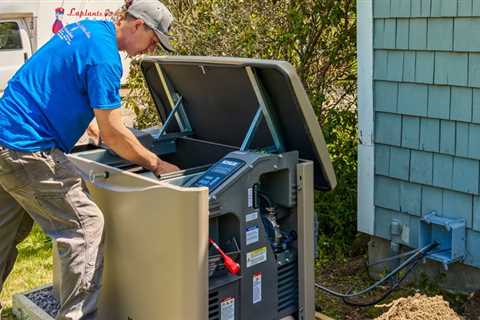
123, 62, 160, 129
125, 0, 358, 257
316, 108, 358, 261
125, 0, 357, 120
167, 0, 356, 112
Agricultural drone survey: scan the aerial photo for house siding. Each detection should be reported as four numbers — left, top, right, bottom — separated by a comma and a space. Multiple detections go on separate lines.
372, 0, 480, 268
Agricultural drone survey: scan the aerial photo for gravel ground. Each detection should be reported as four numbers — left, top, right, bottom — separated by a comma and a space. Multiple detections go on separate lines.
25, 286, 58, 318
375, 293, 461, 320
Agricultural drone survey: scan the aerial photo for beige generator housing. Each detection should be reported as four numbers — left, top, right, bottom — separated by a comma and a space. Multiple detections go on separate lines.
43, 57, 336, 320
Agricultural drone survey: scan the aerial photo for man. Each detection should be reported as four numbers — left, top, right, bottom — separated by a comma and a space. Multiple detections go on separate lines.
52, 7, 65, 34
0, 1, 178, 319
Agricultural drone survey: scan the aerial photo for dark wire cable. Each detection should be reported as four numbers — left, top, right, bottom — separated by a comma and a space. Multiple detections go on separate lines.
315, 242, 438, 298
342, 255, 422, 307
367, 248, 420, 267
343, 247, 448, 307
335, 247, 448, 307
257, 192, 274, 208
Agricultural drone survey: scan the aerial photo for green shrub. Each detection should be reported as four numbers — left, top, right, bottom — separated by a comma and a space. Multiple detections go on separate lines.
125, 0, 358, 258
316, 107, 358, 261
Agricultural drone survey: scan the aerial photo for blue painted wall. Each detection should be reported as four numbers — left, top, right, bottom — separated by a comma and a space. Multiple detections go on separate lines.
372, 0, 480, 268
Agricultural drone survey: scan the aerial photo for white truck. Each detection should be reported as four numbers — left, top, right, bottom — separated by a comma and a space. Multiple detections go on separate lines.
0, 0, 129, 93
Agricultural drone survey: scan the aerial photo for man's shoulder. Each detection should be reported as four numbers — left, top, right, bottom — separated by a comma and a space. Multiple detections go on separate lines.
72, 20, 120, 63
74, 19, 114, 32
65, 19, 115, 45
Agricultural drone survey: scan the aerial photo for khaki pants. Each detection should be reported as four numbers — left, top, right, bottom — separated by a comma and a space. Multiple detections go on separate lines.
0, 146, 104, 320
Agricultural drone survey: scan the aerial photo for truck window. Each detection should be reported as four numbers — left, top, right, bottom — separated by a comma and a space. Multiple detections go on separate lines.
0, 22, 22, 50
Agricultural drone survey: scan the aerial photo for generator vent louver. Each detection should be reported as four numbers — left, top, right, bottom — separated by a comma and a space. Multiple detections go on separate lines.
208, 291, 220, 320
277, 260, 299, 316
209, 199, 222, 216
291, 184, 298, 204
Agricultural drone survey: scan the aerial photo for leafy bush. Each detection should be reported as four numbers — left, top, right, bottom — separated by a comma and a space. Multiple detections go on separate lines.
125, 0, 358, 258
316, 108, 358, 261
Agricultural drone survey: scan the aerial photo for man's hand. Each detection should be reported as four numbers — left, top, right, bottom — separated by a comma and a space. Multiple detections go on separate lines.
153, 158, 180, 176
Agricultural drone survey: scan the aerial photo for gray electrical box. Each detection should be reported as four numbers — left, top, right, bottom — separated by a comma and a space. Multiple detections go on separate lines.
51, 56, 337, 320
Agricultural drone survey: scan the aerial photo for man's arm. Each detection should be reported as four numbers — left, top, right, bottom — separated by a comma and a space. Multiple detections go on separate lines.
94, 108, 179, 175
86, 120, 100, 145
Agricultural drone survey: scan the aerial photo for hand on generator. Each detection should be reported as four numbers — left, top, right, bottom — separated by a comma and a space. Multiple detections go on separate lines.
153, 158, 179, 176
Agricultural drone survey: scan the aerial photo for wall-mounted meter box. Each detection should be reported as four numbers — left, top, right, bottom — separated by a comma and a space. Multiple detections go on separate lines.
49, 57, 337, 320
419, 212, 466, 266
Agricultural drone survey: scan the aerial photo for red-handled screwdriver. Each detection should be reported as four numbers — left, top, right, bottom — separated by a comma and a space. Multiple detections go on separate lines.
209, 238, 240, 275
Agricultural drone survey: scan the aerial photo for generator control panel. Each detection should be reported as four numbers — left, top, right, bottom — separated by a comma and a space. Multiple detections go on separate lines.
193, 158, 246, 192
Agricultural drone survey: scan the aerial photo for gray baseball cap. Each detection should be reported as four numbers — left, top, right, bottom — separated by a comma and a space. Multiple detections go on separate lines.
127, 0, 174, 52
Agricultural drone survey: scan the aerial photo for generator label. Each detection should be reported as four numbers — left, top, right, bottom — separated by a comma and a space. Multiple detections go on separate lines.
247, 247, 267, 268
221, 297, 235, 320
247, 187, 253, 207
246, 226, 259, 245
253, 272, 262, 304
245, 211, 258, 222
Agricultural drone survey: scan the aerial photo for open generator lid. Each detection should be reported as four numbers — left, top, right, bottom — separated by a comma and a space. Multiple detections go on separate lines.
140, 56, 337, 191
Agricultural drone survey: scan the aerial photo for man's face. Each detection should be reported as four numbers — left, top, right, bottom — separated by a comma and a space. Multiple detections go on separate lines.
123, 19, 159, 56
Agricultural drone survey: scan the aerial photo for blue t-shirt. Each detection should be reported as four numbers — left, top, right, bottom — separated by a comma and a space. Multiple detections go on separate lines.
0, 20, 122, 152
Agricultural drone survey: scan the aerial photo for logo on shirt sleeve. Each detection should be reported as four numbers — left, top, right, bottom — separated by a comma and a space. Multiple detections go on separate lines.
52, 7, 65, 34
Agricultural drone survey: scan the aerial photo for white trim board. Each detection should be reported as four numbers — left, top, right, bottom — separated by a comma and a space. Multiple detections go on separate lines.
357, 0, 375, 234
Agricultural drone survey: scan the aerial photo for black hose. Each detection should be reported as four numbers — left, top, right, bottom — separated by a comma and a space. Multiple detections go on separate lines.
367, 248, 420, 268
257, 192, 274, 208
342, 247, 451, 307
315, 242, 438, 298
342, 257, 421, 307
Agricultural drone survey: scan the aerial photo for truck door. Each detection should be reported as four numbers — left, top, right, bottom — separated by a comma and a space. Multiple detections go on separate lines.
0, 19, 33, 92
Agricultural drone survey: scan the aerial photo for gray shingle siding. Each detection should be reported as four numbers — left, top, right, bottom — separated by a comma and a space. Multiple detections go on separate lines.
372, 2, 480, 268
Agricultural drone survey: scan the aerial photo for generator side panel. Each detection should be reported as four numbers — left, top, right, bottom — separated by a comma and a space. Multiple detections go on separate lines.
66, 155, 210, 320
296, 161, 315, 320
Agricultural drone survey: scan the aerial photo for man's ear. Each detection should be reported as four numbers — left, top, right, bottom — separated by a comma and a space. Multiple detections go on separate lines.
132, 18, 145, 31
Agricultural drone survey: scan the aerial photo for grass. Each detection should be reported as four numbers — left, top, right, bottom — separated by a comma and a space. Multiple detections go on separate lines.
0, 224, 53, 320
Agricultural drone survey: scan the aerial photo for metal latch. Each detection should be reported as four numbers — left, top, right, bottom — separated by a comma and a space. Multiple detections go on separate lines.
88, 170, 109, 183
